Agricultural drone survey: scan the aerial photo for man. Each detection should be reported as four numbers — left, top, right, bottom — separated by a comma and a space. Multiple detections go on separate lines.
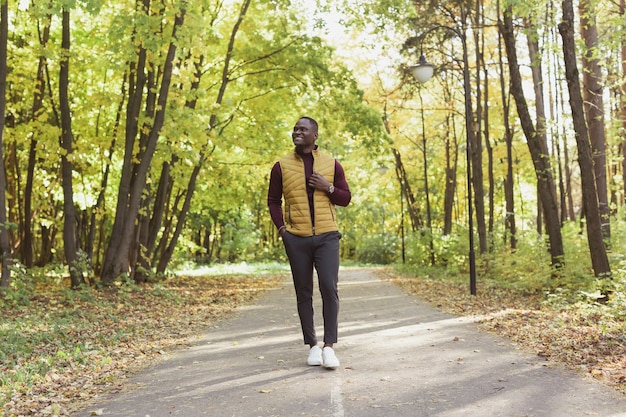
267, 116, 351, 370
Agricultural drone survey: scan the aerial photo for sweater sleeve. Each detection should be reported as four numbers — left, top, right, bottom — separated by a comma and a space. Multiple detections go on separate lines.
267, 162, 285, 229
330, 160, 351, 207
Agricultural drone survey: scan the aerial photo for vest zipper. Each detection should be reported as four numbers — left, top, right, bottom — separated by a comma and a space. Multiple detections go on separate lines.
311, 155, 315, 235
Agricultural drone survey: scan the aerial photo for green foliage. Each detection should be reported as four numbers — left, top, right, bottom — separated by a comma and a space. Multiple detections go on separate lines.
60, 283, 95, 304
0, 263, 34, 307
69, 250, 94, 285
394, 217, 626, 311
2, 0, 625, 313
354, 233, 399, 264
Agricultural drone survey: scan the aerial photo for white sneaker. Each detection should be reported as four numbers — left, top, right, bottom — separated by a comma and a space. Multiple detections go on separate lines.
307, 346, 323, 366
322, 346, 340, 369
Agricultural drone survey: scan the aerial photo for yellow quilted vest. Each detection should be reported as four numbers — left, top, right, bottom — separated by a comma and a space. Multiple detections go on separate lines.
280, 149, 337, 236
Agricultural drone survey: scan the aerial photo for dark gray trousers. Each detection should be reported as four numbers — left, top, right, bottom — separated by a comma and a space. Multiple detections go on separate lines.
282, 231, 341, 346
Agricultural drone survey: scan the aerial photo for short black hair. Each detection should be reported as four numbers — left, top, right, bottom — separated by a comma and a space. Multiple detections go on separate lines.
299, 116, 318, 132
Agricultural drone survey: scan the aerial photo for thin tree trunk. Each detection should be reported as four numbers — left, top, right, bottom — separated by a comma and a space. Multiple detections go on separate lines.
88, 74, 127, 276
142, 58, 202, 281
153, 191, 179, 267
135, 160, 171, 282
537, 189, 543, 234
442, 83, 458, 236
59, 8, 84, 288
500, 7, 564, 267
546, 0, 576, 223
526, 23, 551, 238
622, 0, 626, 205
476, 0, 494, 244
382, 110, 423, 231
470, 19, 487, 255
559, 0, 611, 279
496, 1, 516, 249
157, 168, 196, 273
543, 8, 569, 225
21, 13, 52, 268
0, 0, 11, 287
484, 65, 494, 240
580, 0, 609, 239
393, 148, 423, 230
132, 188, 151, 284
419, 90, 435, 265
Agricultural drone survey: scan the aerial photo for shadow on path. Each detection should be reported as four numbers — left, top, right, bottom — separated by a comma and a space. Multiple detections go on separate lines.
74, 268, 626, 417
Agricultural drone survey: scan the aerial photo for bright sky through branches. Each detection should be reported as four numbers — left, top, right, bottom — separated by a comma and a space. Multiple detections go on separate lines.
296, 0, 404, 90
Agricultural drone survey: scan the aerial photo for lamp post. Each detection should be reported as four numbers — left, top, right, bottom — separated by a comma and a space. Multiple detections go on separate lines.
399, 174, 406, 264
410, 25, 477, 295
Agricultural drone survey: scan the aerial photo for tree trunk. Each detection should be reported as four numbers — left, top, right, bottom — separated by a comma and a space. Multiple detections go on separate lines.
100, 3, 186, 284
59, 8, 84, 288
36, 218, 58, 267
500, 8, 564, 267
393, 148, 423, 230
555, 131, 567, 224
145, 58, 202, 280
21, 12, 52, 268
484, 66, 494, 240
157, 165, 198, 273
0, 1, 11, 287
442, 82, 458, 236
580, 0, 609, 240
382, 112, 423, 231
135, 160, 171, 282
526, 23, 552, 238
419, 91, 435, 265
102, 0, 150, 282
470, 23, 487, 255
544, 19, 569, 225
563, 140, 577, 220
88, 75, 126, 275
473, 0, 490, 254
622, 0, 626, 205
475, 0, 494, 245
496, 2, 517, 249
558, 0, 611, 278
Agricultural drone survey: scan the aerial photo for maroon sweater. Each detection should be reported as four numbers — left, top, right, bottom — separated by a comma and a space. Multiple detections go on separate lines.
267, 151, 351, 231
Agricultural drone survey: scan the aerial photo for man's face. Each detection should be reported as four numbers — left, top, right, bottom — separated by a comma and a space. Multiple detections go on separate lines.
292, 118, 317, 150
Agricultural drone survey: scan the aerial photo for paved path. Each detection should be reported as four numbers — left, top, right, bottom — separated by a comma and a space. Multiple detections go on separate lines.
74, 268, 626, 417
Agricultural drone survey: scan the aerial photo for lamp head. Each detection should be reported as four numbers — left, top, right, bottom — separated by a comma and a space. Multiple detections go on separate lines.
410, 54, 434, 83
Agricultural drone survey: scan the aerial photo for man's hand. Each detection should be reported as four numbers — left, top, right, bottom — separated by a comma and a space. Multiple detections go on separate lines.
309, 172, 331, 191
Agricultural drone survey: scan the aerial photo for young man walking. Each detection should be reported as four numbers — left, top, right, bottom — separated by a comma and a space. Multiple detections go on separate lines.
267, 116, 351, 369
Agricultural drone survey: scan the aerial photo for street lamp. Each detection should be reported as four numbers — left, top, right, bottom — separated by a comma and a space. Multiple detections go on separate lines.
411, 54, 434, 83
410, 25, 477, 295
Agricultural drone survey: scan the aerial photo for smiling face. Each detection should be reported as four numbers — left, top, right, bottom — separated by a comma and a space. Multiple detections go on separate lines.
292, 117, 318, 153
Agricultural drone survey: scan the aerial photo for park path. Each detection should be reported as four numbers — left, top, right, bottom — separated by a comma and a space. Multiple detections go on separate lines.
74, 268, 626, 417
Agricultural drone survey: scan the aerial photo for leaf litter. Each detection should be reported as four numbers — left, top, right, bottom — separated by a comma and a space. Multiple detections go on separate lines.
386, 269, 626, 397
0, 274, 283, 417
